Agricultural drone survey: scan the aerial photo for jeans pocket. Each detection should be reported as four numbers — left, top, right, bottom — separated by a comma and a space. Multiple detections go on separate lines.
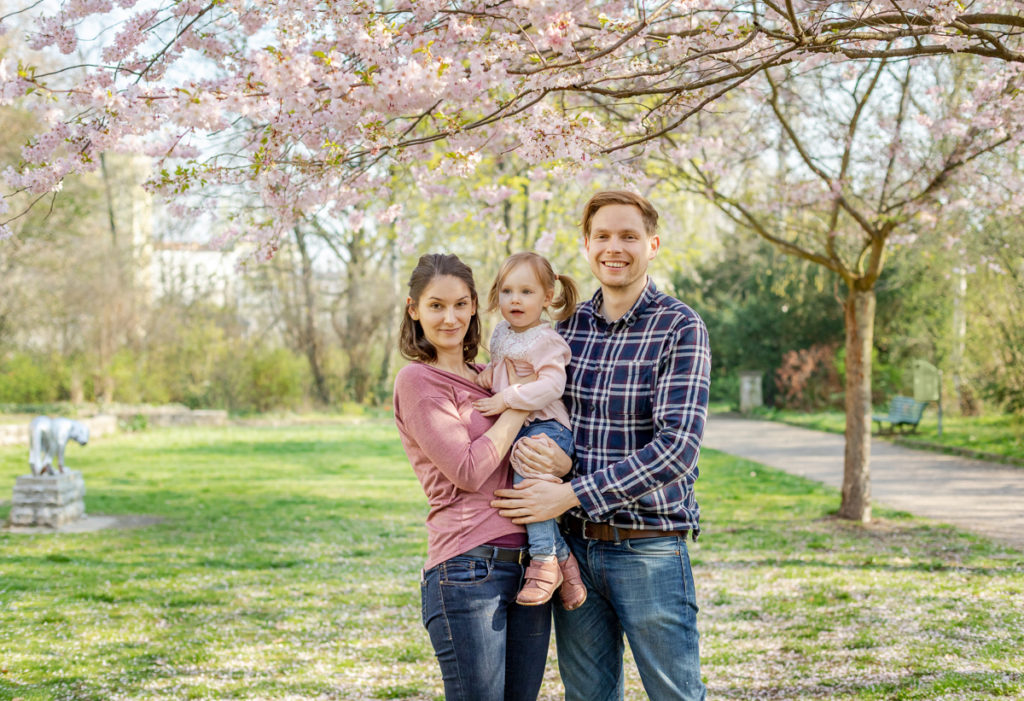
420, 579, 429, 626
440, 557, 492, 586
623, 536, 682, 556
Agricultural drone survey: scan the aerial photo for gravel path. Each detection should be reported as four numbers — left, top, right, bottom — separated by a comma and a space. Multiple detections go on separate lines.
704, 414, 1024, 550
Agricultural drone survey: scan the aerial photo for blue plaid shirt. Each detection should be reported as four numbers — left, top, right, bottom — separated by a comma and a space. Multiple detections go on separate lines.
558, 279, 711, 535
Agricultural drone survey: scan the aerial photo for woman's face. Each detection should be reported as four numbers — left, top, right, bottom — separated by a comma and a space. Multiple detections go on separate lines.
408, 275, 476, 359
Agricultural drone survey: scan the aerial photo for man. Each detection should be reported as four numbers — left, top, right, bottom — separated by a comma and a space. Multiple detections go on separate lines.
492, 190, 710, 700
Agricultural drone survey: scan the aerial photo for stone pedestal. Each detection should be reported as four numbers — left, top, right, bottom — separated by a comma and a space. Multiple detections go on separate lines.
8, 470, 86, 528
739, 371, 764, 413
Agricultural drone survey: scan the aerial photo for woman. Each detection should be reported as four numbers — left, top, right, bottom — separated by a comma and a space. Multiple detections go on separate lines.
393, 253, 552, 700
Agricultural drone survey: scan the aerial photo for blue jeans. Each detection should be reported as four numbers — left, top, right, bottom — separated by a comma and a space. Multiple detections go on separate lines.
421, 551, 551, 700
553, 533, 706, 701
514, 420, 575, 560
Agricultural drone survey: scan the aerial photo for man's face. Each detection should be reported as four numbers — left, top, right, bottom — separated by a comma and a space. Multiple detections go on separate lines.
585, 203, 660, 294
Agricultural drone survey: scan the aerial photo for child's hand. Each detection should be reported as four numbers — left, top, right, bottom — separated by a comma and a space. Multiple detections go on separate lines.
473, 393, 507, 416
475, 365, 494, 390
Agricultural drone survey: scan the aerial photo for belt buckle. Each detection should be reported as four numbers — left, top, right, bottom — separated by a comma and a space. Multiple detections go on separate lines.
580, 518, 595, 540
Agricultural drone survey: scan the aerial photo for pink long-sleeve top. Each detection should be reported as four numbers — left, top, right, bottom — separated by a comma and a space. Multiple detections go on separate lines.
486, 321, 572, 430
393, 361, 523, 570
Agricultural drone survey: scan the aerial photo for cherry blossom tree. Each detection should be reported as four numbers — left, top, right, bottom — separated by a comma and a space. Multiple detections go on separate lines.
2, 0, 1023, 520
3, 1, 1022, 247
650, 53, 1022, 520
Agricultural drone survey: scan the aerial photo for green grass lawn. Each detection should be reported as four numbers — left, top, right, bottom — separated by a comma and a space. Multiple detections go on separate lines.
1, 421, 1022, 700
734, 404, 1024, 465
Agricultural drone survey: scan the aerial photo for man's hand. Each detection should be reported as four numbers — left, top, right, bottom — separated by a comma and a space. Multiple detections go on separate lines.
512, 434, 572, 479
492, 479, 580, 524
473, 393, 507, 416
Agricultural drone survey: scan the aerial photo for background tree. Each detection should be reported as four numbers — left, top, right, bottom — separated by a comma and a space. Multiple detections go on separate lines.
653, 54, 1020, 520
670, 232, 846, 407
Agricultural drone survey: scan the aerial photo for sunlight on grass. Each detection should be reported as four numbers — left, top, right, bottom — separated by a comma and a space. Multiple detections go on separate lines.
1, 421, 1021, 699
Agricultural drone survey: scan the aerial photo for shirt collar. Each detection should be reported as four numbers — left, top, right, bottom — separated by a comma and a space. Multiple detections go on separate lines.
589, 278, 657, 329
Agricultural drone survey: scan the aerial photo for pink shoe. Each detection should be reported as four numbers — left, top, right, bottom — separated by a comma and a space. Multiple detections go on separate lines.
558, 553, 587, 611
516, 558, 562, 606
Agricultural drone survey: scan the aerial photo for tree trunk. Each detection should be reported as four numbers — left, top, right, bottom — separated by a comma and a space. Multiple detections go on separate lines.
70, 368, 84, 404
293, 227, 331, 406
839, 285, 875, 522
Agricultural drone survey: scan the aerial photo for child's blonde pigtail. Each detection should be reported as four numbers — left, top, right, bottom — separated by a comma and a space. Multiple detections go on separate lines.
549, 273, 581, 322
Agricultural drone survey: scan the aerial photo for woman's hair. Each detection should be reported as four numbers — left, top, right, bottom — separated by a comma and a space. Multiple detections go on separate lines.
399, 253, 482, 364
580, 190, 659, 239
486, 251, 580, 322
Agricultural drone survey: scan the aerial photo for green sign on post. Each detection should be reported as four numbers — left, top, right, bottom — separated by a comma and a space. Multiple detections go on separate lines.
912, 360, 943, 436
913, 360, 940, 402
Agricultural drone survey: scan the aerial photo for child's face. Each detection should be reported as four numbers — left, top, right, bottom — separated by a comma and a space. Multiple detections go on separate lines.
498, 263, 553, 332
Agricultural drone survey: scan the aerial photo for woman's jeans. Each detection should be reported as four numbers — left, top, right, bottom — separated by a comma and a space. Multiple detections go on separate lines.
421, 551, 551, 700
514, 419, 575, 560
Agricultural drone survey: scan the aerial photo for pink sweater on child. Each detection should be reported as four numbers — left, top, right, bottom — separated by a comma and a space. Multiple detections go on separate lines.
393, 362, 524, 570
486, 321, 572, 430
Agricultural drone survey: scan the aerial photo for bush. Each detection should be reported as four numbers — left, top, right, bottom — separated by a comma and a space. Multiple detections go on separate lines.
775, 343, 843, 410
0, 353, 63, 404
709, 372, 740, 407
230, 345, 309, 413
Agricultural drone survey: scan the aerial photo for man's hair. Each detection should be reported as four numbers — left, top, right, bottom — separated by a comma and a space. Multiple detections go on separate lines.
580, 190, 659, 240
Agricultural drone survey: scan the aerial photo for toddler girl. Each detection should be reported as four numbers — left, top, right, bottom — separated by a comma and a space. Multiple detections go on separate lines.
473, 251, 587, 610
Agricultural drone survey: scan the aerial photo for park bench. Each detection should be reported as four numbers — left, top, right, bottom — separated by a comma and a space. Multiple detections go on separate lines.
873, 396, 927, 434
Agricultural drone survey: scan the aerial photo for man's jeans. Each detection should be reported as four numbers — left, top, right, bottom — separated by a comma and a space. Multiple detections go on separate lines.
553, 532, 706, 701
421, 552, 551, 700
515, 419, 575, 560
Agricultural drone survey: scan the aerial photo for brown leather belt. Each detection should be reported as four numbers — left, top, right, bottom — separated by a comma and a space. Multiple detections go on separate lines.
561, 513, 687, 542
461, 545, 529, 565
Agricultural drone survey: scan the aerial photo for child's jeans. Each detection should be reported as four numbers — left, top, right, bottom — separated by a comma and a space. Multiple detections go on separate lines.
513, 419, 575, 561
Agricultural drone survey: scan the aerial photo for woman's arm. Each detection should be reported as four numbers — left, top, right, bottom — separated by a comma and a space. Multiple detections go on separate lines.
396, 363, 531, 493
481, 407, 530, 457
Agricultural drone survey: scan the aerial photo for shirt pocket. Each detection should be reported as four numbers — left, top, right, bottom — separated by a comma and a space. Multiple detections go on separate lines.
607, 361, 655, 417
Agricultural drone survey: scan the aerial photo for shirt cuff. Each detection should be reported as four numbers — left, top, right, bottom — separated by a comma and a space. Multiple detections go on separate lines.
500, 386, 516, 410
571, 473, 613, 522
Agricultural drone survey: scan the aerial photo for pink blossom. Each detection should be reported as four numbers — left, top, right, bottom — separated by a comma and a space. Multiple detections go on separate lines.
347, 210, 365, 231
0, 0, 1020, 257
535, 229, 555, 253
473, 185, 515, 206
378, 204, 403, 225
